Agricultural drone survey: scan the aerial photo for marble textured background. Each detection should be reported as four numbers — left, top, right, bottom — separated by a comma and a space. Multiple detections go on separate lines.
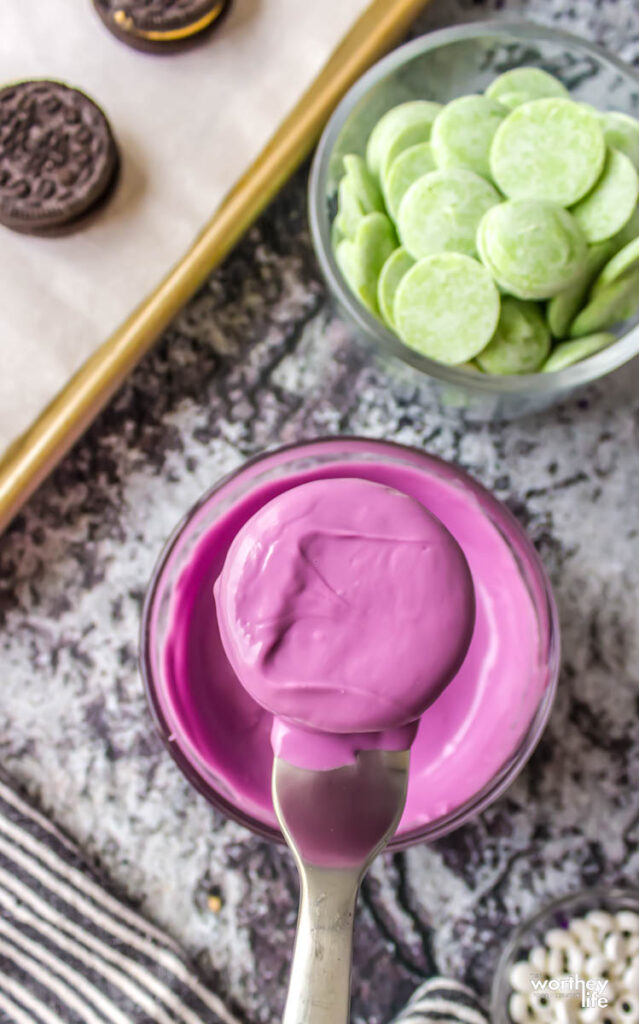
2, 1, 639, 1021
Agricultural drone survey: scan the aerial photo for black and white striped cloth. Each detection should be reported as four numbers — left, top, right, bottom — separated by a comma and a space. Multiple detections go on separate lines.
0, 772, 241, 1024
391, 978, 489, 1024
0, 770, 489, 1024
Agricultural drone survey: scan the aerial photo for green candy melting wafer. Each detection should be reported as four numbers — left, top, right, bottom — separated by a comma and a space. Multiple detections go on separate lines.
591, 235, 639, 292
476, 297, 550, 374
546, 240, 617, 338
486, 67, 569, 109
490, 98, 606, 206
328, 73, 639, 373
603, 111, 639, 169
398, 168, 500, 260
541, 332, 616, 371
335, 177, 366, 238
570, 265, 639, 336
548, 209, 639, 336
366, 101, 441, 179
571, 147, 639, 243
380, 123, 434, 184
614, 204, 639, 247
331, 218, 344, 250
431, 94, 507, 178
394, 252, 500, 364
377, 247, 415, 328
335, 211, 397, 316
343, 154, 383, 212
478, 199, 587, 300
334, 154, 383, 238
382, 142, 436, 220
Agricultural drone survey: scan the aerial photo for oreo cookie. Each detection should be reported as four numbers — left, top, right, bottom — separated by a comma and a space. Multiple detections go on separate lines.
93, 0, 229, 53
0, 80, 119, 236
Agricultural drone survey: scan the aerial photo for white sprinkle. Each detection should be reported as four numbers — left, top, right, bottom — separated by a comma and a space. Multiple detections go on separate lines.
587, 911, 615, 933
554, 999, 579, 1023
547, 929, 575, 950
623, 964, 639, 992
585, 955, 609, 980
548, 948, 567, 976
530, 989, 553, 1017
567, 947, 585, 974
510, 992, 531, 1023
617, 913, 639, 936
511, 961, 535, 993
614, 993, 639, 1022
530, 946, 549, 972
571, 919, 600, 953
606, 934, 627, 963
578, 1005, 604, 1024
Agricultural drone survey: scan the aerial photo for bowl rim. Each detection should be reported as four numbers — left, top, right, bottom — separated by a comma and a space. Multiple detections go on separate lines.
490, 884, 639, 1023
308, 19, 639, 396
139, 435, 560, 850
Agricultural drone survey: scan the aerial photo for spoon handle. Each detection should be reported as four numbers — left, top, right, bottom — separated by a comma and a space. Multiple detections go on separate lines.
283, 865, 359, 1024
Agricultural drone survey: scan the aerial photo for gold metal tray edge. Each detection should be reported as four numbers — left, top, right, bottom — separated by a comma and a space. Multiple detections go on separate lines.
0, 0, 429, 534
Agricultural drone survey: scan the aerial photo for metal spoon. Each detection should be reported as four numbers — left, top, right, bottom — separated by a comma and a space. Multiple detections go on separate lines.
272, 748, 410, 1024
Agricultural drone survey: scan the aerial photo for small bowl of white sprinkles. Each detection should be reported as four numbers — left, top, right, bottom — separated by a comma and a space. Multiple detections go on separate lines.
492, 888, 639, 1024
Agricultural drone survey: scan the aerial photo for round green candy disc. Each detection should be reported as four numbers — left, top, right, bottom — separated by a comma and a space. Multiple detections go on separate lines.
591, 235, 639, 292
397, 168, 500, 261
377, 247, 415, 328
475, 297, 550, 374
570, 265, 639, 336
548, 204, 639, 335
383, 142, 436, 220
366, 101, 442, 179
342, 154, 383, 213
486, 67, 569, 109
603, 111, 639, 169
615, 204, 639, 247
546, 240, 616, 338
334, 154, 383, 238
335, 176, 366, 239
380, 123, 436, 185
430, 94, 507, 178
335, 237, 359, 291
478, 199, 587, 300
394, 252, 500, 364
541, 332, 616, 372
571, 147, 639, 243
331, 218, 344, 250
335, 211, 397, 315
490, 98, 606, 206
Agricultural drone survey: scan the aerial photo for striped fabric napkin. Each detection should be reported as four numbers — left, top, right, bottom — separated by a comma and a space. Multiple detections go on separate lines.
0, 769, 489, 1024
0, 771, 240, 1024
391, 978, 489, 1023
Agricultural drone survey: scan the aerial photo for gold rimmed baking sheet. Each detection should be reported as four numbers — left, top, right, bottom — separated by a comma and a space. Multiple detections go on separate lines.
0, 0, 429, 534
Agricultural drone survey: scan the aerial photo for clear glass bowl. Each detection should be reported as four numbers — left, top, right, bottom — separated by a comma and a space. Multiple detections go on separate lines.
140, 437, 559, 849
308, 21, 639, 420
492, 886, 639, 1023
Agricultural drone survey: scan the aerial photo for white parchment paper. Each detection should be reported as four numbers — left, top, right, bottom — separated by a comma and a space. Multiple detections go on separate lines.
0, 0, 371, 452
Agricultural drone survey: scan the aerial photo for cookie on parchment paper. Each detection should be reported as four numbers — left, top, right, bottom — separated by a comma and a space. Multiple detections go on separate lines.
93, 0, 230, 53
0, 79, 119, 235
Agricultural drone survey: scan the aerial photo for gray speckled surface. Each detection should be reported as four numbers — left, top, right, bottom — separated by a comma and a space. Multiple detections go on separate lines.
2, 2, 639, 1021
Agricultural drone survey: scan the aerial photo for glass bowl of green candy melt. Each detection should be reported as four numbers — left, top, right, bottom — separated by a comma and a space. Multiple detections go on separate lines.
308, 21, 639, 419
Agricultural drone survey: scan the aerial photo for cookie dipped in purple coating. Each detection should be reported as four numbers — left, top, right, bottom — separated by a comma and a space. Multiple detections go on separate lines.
215, 477, 476, 736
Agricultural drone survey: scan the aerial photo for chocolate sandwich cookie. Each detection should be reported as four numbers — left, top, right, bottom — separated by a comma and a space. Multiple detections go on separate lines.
93, 0, 229, 53
0, 80, 119, 235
